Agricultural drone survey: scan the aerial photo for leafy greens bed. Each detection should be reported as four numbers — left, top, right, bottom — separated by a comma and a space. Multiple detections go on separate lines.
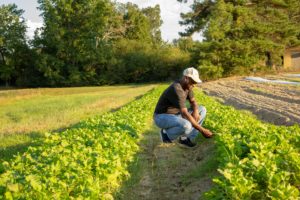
195, 92, 300, 199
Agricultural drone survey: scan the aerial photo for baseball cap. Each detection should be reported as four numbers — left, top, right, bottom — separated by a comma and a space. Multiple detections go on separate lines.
183, 67, 202, 83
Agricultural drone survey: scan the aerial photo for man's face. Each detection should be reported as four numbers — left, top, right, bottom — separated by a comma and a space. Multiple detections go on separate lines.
186, 76, 197, 90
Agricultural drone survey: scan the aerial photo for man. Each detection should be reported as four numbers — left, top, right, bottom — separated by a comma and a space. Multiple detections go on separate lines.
153, 67, 213, 147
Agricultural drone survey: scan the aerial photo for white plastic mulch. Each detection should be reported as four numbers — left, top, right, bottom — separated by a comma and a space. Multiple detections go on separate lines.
245, 76, 300, 85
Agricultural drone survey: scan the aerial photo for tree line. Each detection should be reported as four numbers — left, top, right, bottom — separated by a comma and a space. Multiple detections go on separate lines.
179, 0, 300, 80
0, 1, 190, 87
1, 0, 300, 87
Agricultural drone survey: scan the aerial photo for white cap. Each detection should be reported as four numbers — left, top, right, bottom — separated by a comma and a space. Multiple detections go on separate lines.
183, 67, 202, 83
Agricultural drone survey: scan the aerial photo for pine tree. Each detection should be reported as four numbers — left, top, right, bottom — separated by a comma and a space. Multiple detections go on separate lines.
179, 0, 300, 75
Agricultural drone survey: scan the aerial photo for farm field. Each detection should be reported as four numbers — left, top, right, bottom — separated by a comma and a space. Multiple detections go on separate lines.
2, 0, 300, 198
0, 76, 299, 199
202, 74, 300, 126
0, 85, 156, 161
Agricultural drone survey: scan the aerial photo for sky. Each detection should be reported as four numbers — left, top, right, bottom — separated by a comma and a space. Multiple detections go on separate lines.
1, 0, 202, 41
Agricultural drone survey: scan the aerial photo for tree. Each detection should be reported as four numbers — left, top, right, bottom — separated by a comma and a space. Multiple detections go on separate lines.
0, 4, 27, 86
179, 0, 300, 75
142, 5, 163, 44
178, 0, 215, 37
35, 0, 116, 86
122, 3, 152, 42
173, 37, 195, 52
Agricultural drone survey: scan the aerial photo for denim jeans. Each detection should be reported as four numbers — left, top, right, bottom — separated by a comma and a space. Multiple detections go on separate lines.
153, 106, 207, 141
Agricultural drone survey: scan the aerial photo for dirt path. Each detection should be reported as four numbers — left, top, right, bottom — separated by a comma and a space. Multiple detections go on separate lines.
116, 126, 218, 200
201, 76, 300, 126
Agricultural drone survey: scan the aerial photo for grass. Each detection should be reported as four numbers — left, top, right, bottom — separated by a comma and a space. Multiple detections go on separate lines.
0, 84, 156, 161
115, 123, 218, 200
251, 87, 268, 93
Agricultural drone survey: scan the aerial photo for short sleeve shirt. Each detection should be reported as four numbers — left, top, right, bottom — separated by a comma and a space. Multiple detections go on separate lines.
154, 80, 194, 114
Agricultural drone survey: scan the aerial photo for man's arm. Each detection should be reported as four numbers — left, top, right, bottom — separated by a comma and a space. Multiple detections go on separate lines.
189, 97, 200, 122
180, 106, 213, 138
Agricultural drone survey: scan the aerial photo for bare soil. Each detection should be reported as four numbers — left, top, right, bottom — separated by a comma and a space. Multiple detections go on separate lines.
201, 75, 300, 126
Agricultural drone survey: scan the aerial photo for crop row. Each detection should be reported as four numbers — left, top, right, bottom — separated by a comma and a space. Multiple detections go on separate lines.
1, 85, 299, 199
0, 87, 162, 199
194, 92, 300, 199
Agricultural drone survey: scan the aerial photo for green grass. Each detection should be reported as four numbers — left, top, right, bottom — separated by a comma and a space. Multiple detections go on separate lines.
0, 84, 156, 161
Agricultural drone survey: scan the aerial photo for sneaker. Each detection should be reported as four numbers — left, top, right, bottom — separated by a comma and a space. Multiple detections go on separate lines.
178, 136, 196, 148
159, 129, 172, 143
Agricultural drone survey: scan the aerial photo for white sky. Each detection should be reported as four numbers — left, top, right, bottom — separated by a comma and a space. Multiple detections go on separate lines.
1, 0, 202, 41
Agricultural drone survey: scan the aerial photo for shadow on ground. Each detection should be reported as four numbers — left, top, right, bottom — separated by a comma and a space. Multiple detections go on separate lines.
0, 93, 145, 163
0, 132, 42, 162
115, 124, 219, 200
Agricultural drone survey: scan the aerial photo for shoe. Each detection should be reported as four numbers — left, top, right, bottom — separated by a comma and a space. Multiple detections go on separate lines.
178, 136, 196, 148
160, 129, 172, 143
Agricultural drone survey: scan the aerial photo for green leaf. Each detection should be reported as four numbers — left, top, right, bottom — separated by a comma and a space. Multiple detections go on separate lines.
7, 183, 19, 192
26, 175, 42, 191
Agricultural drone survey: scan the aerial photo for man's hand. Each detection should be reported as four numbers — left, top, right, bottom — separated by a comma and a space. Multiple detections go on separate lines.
181, 108, 213, 138
201, 128, 213, 138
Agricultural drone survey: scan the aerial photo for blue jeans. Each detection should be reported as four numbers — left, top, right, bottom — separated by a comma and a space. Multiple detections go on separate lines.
153, 106, 207, 141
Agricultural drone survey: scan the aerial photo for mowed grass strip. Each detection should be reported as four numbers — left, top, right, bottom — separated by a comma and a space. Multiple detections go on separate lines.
0, 84, 156, 160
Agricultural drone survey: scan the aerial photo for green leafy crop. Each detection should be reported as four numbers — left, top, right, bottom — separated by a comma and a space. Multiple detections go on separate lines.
195, 92, 300, 199
0, 87, 163, 199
